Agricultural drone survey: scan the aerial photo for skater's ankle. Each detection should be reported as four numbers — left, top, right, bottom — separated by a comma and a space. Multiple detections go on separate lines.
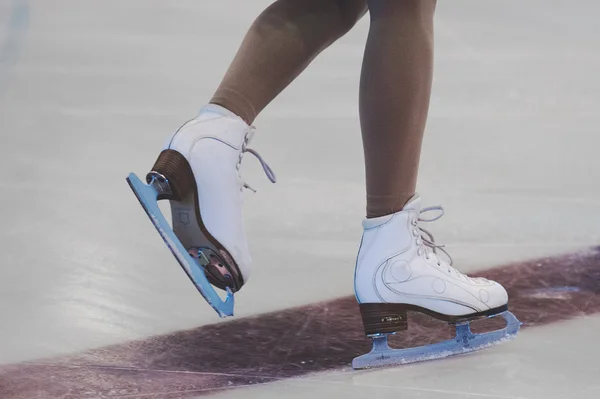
366, 193, 416, 219
207, 95, 255, 125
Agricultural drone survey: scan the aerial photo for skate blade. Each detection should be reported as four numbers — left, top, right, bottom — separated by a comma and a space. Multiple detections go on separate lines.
126, 172, 234, 318
352, 311, 521, 370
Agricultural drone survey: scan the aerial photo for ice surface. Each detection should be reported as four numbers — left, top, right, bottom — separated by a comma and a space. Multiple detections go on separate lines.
1, 0, 599, 398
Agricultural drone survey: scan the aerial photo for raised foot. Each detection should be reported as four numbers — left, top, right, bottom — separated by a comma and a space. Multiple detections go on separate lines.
126, 172, 235, 318
352, 311, 521, 370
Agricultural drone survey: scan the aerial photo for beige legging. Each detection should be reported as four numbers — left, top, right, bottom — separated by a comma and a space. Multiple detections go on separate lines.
211, 0, 436, 218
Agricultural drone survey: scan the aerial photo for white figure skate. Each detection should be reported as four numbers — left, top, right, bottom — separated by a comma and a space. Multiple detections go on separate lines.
126, 105, 275, 317
352, 195, 520, 369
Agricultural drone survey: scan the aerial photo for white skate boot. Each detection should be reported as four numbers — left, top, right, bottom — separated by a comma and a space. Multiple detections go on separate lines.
126, 104, 275, 317
352, 195, 520, 369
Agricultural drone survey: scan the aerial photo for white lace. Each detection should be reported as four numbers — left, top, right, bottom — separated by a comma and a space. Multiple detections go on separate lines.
411, 206, 468, 279
236, 126, 276, 192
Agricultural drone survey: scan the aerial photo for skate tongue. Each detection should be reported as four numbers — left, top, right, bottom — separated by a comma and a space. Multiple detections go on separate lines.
402, 194, 422, 213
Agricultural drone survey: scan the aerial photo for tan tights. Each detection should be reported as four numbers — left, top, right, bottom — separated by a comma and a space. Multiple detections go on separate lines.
211, 0, 437, 218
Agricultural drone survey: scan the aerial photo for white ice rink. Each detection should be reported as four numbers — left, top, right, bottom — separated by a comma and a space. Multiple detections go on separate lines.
1, 1, 600, 398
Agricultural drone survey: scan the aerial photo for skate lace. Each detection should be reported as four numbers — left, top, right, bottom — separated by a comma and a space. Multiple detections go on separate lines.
413, 206, 464, 277
236, 126, 277, 192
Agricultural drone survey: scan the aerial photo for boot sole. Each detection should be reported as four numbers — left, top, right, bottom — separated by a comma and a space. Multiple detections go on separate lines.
359, 302, 509, 336
148, 149, 244, 292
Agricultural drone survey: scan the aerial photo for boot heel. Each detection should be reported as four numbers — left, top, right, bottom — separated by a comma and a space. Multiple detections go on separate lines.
147, 149, 196, 201
359, 303, 408, 336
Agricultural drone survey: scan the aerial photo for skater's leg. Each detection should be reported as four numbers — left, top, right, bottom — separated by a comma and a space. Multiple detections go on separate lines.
144, 0, 366, 298
211, 0, 368, 124
352, 1, 517, 367
360, 0, 436, 218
